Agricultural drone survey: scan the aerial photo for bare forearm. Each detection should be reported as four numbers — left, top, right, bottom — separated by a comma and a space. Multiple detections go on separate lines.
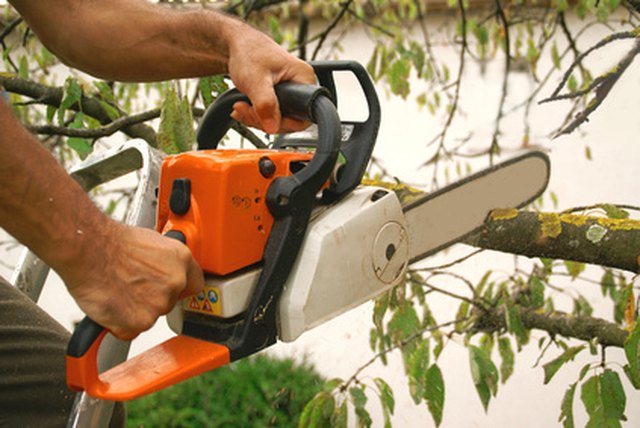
0, 100, 113, 278
10, 0, 243, 82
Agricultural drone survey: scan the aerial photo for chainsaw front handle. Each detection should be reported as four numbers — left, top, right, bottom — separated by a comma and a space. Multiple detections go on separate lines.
196, 82, 331, 150
66, 317, 230, 401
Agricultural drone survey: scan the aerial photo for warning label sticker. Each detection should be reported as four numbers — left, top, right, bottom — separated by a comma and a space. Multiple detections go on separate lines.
185, 286, 221, 316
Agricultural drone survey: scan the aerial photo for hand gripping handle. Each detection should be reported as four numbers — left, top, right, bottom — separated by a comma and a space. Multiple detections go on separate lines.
66, 234, 230, 401
196, 82, 332, 150
196, 82, 341, 217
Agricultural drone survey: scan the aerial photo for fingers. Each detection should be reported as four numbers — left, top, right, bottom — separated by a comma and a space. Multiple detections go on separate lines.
67, 226, 205, 340
179, 251, 205, 299
250, 84, 281, 134
231, 101, 312, 134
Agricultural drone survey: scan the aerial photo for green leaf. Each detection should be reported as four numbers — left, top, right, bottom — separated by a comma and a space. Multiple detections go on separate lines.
349, 386, 367, 408
375, 378, 394, 428
503, 297, 528, 349
407, 340, 430, 404
46, 105, 56, 124
600, 370, 626, 421
58, 77, 83, 125
157, 85, 195, 154
543, 345, 586, 384
480, 333, 494, 356
564, 260, 585, 280
18, 55, 28, 80
581, 375, 604, 425
455, 300, 471, 332
323, 378, 343, 393
579, 364, 592, 381
497, 337, 515, 383
475, 271, 492, 298
66, 113, 92, 159
600, 203, 629, 219
559, 382, 576, 428
573, 294, 593, 317
96, 99, 120, 121
267, 15, 283, 44
330, 401, 348, 428
568, 75, 578, 92
601, 270, 615, 297
624, 322, 640, 388
67, 137, 92, 159
93, 81, 116, 104
198, 75, 228, 108
350, 386, 372, 428
613, 283, 632, 324
551, 42, 561, 69
366, 45, 380, 80
299, 395, 316, 427
581, 372, 625, 428
388, 59, 410, 98
374, 378, 395, 415
373, 292, 390, 332
530, 276, 545, 309
308, 392, 334, 428
469, 346, 498, 411
424, 364, 445, 427
388, 302, 421, 344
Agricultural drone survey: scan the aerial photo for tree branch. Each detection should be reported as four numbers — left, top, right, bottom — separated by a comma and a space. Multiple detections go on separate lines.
0, 75, 157, 146
29, 108, 161, 141
550, 38, 640, 137
463, 210, 640, 273
310, 0, 353, 60
474, 305, 629, 347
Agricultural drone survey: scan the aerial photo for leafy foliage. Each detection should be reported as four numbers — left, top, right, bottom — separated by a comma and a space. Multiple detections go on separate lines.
126, 355, 324, 428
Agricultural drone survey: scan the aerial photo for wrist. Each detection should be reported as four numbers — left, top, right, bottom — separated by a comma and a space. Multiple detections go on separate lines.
49, 211, 122, 290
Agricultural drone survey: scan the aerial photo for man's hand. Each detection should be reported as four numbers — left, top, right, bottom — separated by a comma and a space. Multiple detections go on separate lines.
227, 30, 317, 134
63, 222, 204, 340
12, 0, 315, 134
1, 98, 204, 340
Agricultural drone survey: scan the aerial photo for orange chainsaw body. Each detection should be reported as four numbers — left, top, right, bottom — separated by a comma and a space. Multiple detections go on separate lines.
156, 149, 315, 275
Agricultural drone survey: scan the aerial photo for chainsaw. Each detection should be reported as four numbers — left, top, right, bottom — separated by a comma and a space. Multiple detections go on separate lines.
65, 61, 550, 401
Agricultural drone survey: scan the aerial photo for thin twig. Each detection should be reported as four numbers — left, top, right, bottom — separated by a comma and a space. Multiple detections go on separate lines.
553, 38, 640, 136
29, 108, 161, 139
541, 29, 638, 102
311, 0, 354, 60
342, 317, 465, 390
490, 0, 511, 160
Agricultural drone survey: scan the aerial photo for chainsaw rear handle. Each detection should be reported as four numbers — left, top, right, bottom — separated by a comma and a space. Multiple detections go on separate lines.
65, 232, 231, 400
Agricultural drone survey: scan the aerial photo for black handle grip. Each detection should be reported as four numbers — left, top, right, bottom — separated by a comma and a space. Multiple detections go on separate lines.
67, 316, 104, 358
196, 83, 331, 150
274, 61, 381, 202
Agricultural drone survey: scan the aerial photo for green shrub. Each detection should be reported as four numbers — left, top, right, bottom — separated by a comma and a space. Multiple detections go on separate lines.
126, 354, 324, 428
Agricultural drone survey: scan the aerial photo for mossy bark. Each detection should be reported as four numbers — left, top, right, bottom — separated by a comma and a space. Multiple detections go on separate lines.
463, 210, 640, 273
